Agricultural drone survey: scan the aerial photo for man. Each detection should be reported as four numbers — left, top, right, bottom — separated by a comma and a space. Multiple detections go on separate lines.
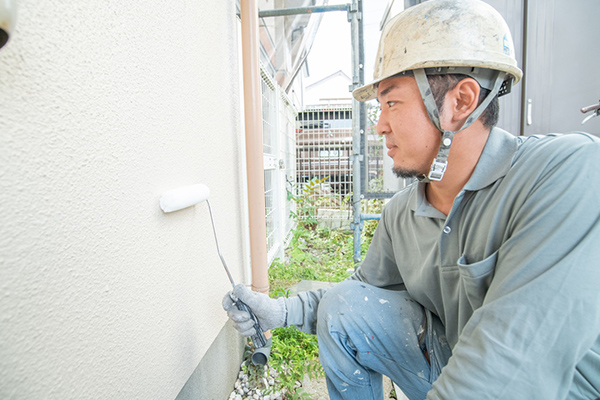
223, 0, 600, 398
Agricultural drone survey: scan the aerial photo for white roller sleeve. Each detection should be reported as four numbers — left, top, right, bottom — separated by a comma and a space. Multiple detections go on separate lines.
160, 183, 210, 213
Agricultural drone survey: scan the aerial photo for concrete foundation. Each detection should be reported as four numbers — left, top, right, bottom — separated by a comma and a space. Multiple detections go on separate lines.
176, 322, 245, 400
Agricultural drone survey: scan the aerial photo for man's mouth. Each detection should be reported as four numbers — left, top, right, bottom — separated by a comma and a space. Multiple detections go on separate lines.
386, 144, 396, 157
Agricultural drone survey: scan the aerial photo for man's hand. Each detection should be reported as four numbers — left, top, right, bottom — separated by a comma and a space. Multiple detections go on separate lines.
222, 284, 287, 336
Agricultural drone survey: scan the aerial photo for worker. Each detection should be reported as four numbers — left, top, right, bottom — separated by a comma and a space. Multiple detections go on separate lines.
223, 0, 600, 398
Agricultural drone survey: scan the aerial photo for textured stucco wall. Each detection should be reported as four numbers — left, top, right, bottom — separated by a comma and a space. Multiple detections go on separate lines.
0, 1, 248, 398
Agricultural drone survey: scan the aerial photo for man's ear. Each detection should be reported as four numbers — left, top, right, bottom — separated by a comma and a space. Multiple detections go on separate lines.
448, 78, 481, 124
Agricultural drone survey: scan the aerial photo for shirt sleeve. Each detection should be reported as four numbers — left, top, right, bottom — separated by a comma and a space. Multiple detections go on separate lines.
285, 204, 404, 335
427, 137, 600, 399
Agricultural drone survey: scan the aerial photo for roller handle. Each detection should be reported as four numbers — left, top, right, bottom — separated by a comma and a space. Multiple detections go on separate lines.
231, 294, 267, 349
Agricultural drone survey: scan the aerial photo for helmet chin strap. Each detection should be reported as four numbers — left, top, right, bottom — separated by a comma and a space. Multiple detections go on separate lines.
413, 68, 506, 182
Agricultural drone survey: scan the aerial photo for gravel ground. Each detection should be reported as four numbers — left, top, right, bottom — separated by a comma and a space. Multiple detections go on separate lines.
227, 360, 398, 400
227, 362, 287, 400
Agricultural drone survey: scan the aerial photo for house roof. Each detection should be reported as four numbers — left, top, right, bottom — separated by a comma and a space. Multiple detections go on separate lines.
306, 70, 351, 90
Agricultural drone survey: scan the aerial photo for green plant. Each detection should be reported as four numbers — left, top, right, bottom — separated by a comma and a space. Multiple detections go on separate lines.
361, 198, 384, 244
289, 176, 332, 231
257, 185, 383, 398
269, 227, 354, 296
268, 326, 324, 399
263, 224, 357, 398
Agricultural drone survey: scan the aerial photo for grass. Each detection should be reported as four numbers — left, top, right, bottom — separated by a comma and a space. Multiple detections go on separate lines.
239, 193, 385, 399
262, 226, 355, 399
269, 226, 355, 294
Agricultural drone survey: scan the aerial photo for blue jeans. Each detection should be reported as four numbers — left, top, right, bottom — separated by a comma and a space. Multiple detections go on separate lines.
316, 280, 452, 400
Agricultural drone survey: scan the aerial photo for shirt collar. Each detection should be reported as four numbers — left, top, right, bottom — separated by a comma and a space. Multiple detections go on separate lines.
411, 183, 447, 219
409, 127, 519, 217
463, 127, 519, 191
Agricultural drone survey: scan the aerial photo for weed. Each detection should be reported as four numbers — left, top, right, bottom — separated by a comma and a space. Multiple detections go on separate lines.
265, 222, 367, 396
289, 176, 333, 231
267, 326, 324, 399
269, 226, 354, 295
244, 179, 383, 399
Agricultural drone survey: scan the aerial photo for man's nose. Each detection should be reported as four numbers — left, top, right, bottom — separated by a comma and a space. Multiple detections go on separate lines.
376, 110, 389, 136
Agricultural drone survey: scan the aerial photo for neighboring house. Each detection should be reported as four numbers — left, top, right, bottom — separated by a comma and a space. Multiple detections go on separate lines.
296, 68, 402, 205
304, 70, 353, 106
297, 71, 353, 198
296, 104, 353, 196
0, 1, 302, 399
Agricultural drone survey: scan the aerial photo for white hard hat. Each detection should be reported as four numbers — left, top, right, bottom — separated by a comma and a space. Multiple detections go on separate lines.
353, 0, 523, 102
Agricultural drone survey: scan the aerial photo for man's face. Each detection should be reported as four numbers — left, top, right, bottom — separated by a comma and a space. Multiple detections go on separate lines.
376, 76, 441, 179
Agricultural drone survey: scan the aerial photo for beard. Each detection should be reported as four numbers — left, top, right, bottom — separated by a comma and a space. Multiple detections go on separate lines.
392, 166, 423, 179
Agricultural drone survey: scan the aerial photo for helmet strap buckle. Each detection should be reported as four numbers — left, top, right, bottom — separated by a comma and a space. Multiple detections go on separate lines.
428, 159, 448, 181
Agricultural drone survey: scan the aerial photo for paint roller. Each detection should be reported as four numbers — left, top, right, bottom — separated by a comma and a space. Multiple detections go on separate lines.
159, 183, 270, 364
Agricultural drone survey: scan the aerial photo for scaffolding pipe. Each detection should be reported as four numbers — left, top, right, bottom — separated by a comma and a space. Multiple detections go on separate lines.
350, 0, 363, 264
258, 4, 349, 18
240, 0, 269, 297
361, 214, 381, 221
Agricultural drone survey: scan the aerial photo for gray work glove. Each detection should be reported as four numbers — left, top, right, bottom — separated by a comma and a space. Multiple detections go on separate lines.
222, 284, 287, 337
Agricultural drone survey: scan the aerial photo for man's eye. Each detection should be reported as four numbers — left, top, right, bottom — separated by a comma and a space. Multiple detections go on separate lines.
387, 101, 396, 108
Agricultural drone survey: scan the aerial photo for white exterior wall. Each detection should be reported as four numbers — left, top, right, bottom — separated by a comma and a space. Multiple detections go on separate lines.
0, 1, 248, 399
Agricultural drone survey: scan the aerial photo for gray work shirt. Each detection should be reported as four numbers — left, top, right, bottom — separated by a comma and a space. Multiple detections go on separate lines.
286, 127, 600, 399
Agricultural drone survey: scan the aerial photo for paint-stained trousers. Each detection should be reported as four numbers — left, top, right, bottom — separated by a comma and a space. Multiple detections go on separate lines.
317, 280, 452, 400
